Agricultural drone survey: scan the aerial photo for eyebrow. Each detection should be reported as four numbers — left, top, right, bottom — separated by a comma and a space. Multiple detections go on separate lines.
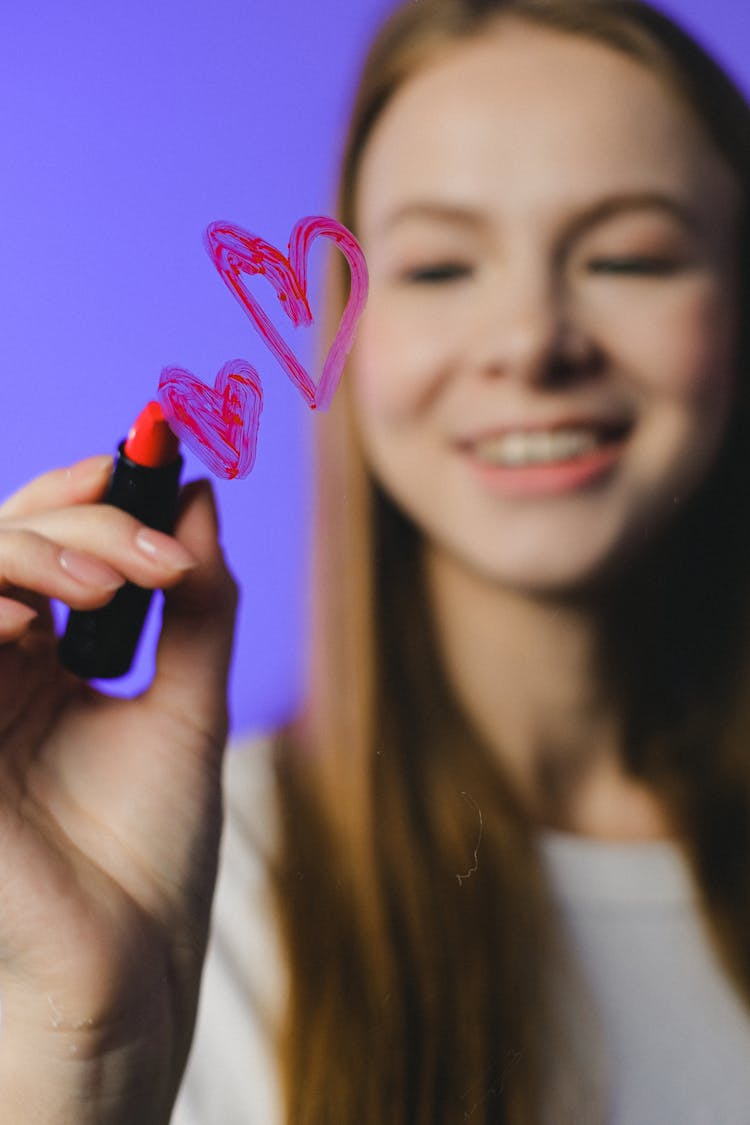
562, 191, 703, 245
379, 201, 486, 235
379, 192, 703, 242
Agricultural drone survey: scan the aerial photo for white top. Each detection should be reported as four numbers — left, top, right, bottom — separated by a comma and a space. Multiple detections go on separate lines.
172, 739, 286, 1125
539, 830, 750, 1123
172, 741, 750, 1124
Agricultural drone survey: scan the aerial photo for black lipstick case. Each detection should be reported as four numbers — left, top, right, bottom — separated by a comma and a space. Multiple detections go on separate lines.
58, 444, 183, 679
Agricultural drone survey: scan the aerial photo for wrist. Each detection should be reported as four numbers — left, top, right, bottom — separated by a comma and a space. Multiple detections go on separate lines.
0, 988, 179, 1125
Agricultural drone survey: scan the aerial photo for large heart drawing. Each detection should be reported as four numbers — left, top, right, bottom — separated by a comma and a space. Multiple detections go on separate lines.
204, 216, 369, 411
158, 359, 263, 480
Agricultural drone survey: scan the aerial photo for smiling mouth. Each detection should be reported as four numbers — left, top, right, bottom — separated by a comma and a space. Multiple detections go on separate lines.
467, 421, 633, 468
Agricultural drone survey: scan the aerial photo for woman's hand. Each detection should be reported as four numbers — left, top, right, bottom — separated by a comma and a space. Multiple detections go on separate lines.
0, 455, 237, 1124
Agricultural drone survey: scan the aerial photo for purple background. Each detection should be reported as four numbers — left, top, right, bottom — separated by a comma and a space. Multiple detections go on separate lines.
0, 1, 746, 735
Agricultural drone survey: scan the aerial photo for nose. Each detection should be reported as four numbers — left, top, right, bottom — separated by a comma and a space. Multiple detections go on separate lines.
469, 267, 601, 387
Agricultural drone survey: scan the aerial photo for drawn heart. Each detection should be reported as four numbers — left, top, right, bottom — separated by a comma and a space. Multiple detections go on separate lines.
204, 216, 369, 411
157, 359, 263, 480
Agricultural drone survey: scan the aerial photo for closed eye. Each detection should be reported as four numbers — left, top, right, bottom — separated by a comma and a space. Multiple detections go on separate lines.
402, 262, 473, 283
587, 257, 678, 276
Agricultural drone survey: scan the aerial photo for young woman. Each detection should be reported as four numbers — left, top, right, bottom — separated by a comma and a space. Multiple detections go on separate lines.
1, 1, 749, 1122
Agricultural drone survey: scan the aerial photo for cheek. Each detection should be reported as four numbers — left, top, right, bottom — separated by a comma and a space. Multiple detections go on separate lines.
590, 279, 738, 408
349, 294, 458, 425
653, 290, 736, 416
593, 279, 739, 497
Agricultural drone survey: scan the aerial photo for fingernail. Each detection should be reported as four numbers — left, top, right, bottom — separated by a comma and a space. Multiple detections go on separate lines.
135, 528, 197, 570
59, 548, 125, 589
66, 455, 113, 484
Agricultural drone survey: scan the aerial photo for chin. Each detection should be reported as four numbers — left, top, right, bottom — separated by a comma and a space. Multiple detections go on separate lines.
451, 535, 645, 601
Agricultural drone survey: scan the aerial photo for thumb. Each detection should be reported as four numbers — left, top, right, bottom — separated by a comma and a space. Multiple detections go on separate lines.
146, 479, 238, 742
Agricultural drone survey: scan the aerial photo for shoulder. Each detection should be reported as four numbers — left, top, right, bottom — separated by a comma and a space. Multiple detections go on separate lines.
221, 733, 281, 878
172, 734, 286, 1125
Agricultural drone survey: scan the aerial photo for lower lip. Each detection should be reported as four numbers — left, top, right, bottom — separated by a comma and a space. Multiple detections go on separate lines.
466, 439, 627, 497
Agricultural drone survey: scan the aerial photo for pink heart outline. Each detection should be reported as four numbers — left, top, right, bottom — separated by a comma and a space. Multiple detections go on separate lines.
157, 359, 263, 480
204, 216, 369, 411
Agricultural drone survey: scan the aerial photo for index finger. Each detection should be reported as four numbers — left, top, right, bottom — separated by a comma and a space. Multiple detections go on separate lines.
0, 456, 113, 521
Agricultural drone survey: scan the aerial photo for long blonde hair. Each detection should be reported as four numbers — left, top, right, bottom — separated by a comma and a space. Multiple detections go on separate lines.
273, 3, 750, 1122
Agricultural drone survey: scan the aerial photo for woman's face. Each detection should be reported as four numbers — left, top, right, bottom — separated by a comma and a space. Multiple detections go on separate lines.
351, 21, 741, 594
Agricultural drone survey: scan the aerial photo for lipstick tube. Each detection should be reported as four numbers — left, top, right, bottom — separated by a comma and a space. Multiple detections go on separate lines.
59, 402, 183, 679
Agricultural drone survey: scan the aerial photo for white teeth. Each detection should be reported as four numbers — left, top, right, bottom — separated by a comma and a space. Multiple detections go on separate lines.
473, 428, 603, 466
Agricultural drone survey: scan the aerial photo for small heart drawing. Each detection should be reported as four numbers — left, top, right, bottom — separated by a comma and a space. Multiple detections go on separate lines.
205, 216, 369, 411
158, 359, 263, 480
